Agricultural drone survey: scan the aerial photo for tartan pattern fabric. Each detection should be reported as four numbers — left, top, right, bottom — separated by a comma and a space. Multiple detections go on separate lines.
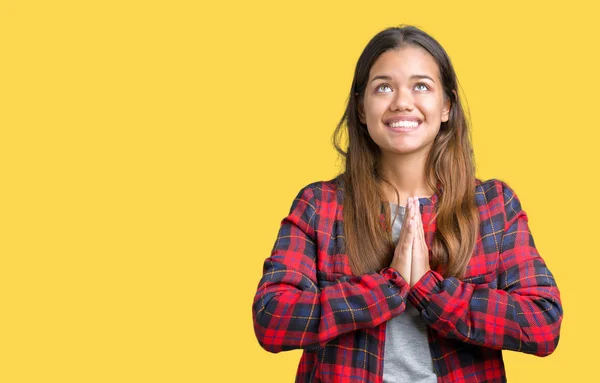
252, 176, 562, 383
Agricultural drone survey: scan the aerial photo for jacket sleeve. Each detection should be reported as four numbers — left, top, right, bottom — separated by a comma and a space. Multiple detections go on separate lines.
407, 180, 563, 356
252, 184, 410, 353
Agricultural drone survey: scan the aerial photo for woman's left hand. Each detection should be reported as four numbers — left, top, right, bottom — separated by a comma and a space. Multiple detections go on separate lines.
410, 197, 430, 287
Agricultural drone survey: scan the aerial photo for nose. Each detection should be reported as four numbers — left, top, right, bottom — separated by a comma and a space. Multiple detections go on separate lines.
390, 87, 414, 111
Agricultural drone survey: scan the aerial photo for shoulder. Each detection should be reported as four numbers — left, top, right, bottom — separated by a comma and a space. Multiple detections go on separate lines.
475, 177, 525, 227
284, 176, 344, 225
293, 175, 343, 206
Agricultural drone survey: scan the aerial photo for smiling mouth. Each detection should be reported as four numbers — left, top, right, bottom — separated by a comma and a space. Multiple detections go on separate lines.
387, 120, 419, 128
385, 121, 421, 133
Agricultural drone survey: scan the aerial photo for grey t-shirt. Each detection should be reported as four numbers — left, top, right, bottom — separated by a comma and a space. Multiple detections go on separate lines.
382, 203, 437, 383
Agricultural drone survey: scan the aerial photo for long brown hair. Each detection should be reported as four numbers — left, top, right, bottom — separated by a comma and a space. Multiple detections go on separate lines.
332, 25, 478, 279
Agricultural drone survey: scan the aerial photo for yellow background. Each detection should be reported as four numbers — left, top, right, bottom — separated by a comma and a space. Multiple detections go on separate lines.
1, 0, 597, 381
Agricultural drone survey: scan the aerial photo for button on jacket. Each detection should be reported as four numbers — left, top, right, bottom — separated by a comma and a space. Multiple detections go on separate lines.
252, 176, 563, 383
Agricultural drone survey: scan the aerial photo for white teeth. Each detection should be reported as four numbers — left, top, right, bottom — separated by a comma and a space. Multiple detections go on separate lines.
388, 120, 419, 128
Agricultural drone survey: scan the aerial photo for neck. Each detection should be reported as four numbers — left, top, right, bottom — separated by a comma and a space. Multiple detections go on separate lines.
379, 151, 435, 206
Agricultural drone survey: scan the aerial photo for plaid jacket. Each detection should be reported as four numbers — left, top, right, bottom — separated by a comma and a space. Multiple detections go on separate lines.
252, 176, 562, 383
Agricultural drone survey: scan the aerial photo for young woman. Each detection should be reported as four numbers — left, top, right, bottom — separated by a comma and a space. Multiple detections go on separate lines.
252, 25, 562, 383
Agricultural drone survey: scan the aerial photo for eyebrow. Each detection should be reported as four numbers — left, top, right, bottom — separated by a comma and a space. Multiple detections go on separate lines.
370, 74, 436, 83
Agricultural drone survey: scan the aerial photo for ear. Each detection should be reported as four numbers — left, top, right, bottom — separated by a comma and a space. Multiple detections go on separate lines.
441, 91, 454, 123
356, 92, 366, 124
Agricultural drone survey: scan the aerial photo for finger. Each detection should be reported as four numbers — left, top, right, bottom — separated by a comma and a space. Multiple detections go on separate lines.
411, 201, 423, 252
396, 198, 411, 246
412, 215, 420, 251
403, 201, 416, 242
410, 224, 420, 286
403, 218, 414, 249
410, 197, 417, 219
415, 205, 429, 267
414, 198, 421, 228
399, 197, 409, 228
408, 198, 416, 224
417, 199, 424, 228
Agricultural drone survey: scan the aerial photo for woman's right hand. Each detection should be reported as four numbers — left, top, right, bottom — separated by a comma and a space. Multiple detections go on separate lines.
389, 196, 416, 284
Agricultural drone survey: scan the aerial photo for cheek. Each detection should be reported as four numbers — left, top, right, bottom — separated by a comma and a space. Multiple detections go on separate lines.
366, 124, 379, 139
419, 98, 444, 119
366, 124, 386, 145
364, 97, 387, 118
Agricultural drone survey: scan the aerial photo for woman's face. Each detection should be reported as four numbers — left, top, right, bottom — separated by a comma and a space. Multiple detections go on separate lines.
359, 46, 450, 159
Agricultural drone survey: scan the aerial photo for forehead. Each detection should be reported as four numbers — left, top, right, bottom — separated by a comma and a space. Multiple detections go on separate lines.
368, 46, 440, 81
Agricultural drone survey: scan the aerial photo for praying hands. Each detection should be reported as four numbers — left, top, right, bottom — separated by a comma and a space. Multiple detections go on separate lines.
390, 196, 431, 286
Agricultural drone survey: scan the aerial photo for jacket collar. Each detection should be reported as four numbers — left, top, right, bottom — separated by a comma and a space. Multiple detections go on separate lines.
419, 181, 442, 206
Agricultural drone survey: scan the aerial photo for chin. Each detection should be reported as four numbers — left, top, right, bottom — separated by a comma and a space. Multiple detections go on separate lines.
385, 144, 431, 156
